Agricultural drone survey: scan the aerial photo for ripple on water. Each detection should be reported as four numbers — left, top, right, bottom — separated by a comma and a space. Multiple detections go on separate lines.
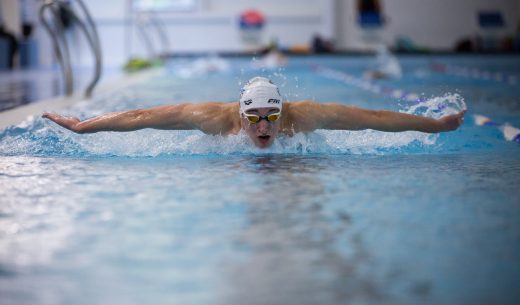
0, 94, 470, 158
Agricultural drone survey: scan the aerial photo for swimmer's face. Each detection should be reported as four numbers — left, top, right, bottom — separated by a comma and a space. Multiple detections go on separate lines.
241, 107, 281, 148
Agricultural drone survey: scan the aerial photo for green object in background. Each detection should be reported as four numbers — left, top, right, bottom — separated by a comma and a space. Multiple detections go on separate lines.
395, 36, 430, 53
123, 57, 162, 72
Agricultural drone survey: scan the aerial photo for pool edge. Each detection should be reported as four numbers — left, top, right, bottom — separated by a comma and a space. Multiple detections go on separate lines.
0, 68, 163, 130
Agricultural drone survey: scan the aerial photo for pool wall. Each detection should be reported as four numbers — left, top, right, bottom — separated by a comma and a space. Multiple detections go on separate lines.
0, 69, 162, 130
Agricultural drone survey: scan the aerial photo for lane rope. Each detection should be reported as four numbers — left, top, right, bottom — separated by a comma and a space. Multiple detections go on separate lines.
312, 64, 428, 104
313, 64, 519, 143
473, 114, 520, 143
431, 62, 518, 86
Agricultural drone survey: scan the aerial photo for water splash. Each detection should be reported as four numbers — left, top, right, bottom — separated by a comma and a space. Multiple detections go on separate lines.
0, 94, 469, 157
406, 93, 466, 118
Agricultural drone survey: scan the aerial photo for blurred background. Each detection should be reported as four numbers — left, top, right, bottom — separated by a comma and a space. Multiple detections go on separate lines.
1, 0, 519, 70
1, 3, 520, 305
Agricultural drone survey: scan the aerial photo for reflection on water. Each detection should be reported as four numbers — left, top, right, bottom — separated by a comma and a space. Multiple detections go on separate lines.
0, 154, 519, 305
223, 156, 385, 305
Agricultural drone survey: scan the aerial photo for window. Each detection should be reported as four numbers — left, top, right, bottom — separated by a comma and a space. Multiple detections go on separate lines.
133, 0, 197, 12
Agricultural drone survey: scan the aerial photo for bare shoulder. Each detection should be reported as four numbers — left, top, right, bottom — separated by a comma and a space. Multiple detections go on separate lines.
281, 100, 325, 134
179, 101, 234, 113
185, 101, 240, 135
284, 100, 321, 110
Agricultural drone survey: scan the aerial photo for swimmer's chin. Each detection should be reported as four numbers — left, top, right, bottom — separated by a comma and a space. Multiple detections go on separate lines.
255, 135, 273, 148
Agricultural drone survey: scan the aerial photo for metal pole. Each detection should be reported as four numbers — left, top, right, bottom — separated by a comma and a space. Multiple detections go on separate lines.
65, 0, 102, 98
39, 1, 74, 96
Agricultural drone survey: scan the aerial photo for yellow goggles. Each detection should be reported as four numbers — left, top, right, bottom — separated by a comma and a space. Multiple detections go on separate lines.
244, 112, 281, 124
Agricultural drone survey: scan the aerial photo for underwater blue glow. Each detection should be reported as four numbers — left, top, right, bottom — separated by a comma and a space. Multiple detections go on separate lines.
1, 56, 519, 305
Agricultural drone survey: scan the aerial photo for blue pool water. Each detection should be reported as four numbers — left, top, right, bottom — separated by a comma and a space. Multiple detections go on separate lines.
1, 55, 519, 305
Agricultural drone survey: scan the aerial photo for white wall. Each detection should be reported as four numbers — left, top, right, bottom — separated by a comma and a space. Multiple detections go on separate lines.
19, 0, 520, 68
336, 0, 520, 50
79, 0, 335, 67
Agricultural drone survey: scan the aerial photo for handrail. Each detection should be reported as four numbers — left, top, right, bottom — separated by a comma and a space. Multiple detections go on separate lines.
39, 0, 74, 95
135, 12, 170, 58
136, 14, 156, 58
38, 0, 102, 98
148, 13, 170, 57
60, 0, 102, 97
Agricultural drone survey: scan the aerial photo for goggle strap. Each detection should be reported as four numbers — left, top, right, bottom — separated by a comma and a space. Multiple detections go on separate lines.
244, 112, 281, 123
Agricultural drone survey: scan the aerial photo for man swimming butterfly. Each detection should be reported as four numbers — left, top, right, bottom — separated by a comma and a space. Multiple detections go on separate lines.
43, 77, 465, 149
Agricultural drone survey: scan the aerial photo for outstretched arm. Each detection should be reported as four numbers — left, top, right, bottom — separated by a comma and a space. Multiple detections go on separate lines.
322, 103, 465, 133
42, 102, 236, 135
291, 101, 465, 133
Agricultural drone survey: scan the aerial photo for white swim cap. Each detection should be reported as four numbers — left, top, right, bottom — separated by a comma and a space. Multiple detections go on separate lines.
239, 77, 282, 114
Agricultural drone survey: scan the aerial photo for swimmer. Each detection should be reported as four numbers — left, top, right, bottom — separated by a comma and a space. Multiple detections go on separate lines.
255, 39, 288, 69
364, 45, 402, 80
43, 77, 466, 149
254, 50, 288, 69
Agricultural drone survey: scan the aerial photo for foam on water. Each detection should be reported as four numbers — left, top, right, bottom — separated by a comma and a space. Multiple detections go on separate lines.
0, 93, 469, 157
406, 93, 467, 118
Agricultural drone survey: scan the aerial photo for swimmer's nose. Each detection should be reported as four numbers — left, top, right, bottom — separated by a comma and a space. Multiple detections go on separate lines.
257, 120, 270, 133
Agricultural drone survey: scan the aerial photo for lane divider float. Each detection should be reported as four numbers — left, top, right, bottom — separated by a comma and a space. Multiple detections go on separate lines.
473, 114, 520, 143
431, 62, 518, 86
313, 64, 519, 144
312, 64, 427, 104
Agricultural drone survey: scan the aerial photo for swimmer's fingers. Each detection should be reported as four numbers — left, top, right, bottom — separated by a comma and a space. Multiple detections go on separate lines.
42, 112, 81, 131
42, 112, 62, 123
438, 110, 466, 132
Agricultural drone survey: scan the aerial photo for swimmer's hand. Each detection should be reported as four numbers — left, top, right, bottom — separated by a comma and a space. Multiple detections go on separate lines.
435, 110, 466, 132
42, 112, 83, 133
42, 103, 235, 134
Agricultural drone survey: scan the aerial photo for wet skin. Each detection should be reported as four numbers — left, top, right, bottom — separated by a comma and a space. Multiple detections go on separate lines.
241, 107, 281, 148
42, 101, 466, 150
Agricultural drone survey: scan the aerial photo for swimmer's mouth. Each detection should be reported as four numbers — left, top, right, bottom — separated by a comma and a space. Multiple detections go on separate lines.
258, 135, 271, 141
